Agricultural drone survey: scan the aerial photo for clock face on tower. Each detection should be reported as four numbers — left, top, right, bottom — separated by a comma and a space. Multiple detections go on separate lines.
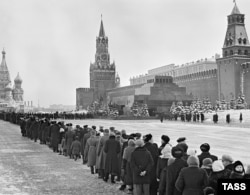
101, 54, 107, 60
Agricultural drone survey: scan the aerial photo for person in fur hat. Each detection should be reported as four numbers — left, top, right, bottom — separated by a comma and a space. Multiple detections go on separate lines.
70, 136, 81, 161
175, 155, 208, 195
229, 160, 245, 179
166, 146, 188, 195
198, 143, 218, 167
156, 135, 172, 180
143, 134, 159, 195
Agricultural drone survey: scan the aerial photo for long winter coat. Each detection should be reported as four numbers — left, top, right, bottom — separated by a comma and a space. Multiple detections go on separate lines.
65, 130, 75, 156
31, 120, 40, 140
104, 135, 121, 175
175, 166, 208, 195
79, 127, 88, 155
122, 144, 135, 185
85, 135, 99, 167
144, 142, 159, 195
71, 140, 81, 155
97, 134, 109, 170
130, 146, 154, 184
50, 124, 60, 149
82, 132, 90, 158
166, 158, 188, 195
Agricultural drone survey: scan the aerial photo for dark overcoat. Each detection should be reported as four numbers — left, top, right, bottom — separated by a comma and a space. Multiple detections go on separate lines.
50, 124, 60, 149
104, 135, 121, 175
130, 146, 154, 184
31, 121, 40, 140
175, 166, 208, 195
96, 134, 109, 170
166, 158, 188, 195
65, 130, 75, 156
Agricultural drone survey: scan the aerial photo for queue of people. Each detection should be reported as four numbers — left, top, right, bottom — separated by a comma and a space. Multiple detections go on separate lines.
2, 113, 250, 195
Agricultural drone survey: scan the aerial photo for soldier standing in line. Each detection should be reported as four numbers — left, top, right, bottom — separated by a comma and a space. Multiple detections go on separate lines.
239, 113, 243, 123
201, 112, 205, 123
226, 114, 230, 124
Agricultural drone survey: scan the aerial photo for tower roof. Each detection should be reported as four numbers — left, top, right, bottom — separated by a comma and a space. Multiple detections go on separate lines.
0, 49, 9, 71
99, 19, 105, 37
231, 3, 241, 15
14, 72, 22, 83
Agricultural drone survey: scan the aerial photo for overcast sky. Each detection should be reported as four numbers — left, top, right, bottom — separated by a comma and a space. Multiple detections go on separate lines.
0, 0, 249, 107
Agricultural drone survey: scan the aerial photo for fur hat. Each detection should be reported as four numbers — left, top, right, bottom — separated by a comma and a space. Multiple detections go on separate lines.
200, 143, 210, 152
212, 160, 224, 172
161, 135, 170, 144
177, 137, 186, 143
202, 158, 213, 169
171, 146, 183, 158
143, 134, 152, 142
135, 139, 144, 147
233, 161, 245, 174
83, 125, 88, 128
222, 154, 233, 163
187, 155, 199, 167
135, 133, 142, 140
92, 126, 96, 130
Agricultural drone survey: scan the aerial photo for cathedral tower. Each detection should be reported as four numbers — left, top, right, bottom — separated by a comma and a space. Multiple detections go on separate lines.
90, 18, 116, 102
216, 2, 250, 103
0, 49, 11, 100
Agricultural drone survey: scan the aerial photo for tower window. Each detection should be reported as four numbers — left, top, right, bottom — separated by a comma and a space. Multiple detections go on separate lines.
244, 50, 248, 55
243, 38, 247, 44
230, 50, 233, 55
238, 50, 242, 55
238, 38, 242, 44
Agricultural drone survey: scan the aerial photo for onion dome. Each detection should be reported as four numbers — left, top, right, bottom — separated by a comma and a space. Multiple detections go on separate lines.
14, 72, 22, 83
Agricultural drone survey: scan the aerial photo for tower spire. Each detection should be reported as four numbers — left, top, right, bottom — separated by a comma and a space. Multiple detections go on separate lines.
231, 0, 241, 14
99, 15, 105, 37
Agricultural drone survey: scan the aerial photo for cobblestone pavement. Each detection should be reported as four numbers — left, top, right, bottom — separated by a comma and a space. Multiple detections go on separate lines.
0, 121, 127, 195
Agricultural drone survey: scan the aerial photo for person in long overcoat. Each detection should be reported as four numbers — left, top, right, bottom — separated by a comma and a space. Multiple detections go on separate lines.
122, 139, 135, 192
130, 139, 154, 195
143, 134, 159, 195
84, 130, 99, 174
96, 129, 110, 179
103, 133, 121, 183
82, 128, 91, 164
71, 136, 81, 161
166, 146, 188, 195
31, 119, 40, 142
175, 156, 208, 195
50, 122, 60, 152
65, 124, 75, 158
80, 125, 88, 161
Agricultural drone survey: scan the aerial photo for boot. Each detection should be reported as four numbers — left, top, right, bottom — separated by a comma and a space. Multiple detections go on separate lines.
90, 166, 94, 174
111, 175, 115, 184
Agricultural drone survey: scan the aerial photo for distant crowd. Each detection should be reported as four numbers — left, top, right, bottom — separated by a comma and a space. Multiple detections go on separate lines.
1, 112, 250, 195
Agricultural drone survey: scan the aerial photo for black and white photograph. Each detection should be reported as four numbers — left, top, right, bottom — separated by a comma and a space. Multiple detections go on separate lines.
0, 0, 250, 194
